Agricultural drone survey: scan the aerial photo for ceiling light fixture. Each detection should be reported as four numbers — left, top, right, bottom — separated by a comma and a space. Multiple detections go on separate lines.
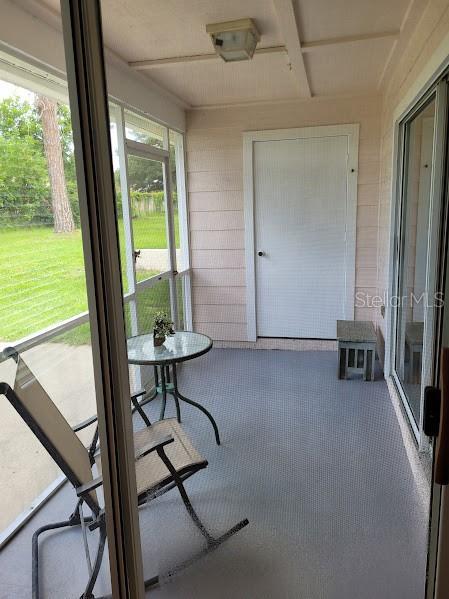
206, 19, 260, 62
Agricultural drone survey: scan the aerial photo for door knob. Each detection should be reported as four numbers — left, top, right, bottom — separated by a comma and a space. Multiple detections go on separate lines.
257, 251, 265, 257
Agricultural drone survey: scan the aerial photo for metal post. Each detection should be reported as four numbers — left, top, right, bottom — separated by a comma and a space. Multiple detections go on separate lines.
60, 1, 144, 597
163, 156, 179, 326
172, 131, 190, 272
115, 105, 142, 390
172, 131, 193, 329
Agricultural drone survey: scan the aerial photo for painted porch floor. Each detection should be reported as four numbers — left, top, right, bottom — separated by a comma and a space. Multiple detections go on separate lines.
0, 349, 428, 598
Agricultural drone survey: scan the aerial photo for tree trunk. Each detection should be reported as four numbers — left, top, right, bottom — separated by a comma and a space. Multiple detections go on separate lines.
36, 94, 75, 233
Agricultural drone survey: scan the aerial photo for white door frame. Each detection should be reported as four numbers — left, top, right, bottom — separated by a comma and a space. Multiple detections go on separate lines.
243, 124, 359, 342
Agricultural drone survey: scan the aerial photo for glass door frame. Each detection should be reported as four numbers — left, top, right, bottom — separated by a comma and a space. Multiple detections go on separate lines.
113, 104, 190, 393
61, 0, 145, 596
388, 73, 449, 599
123, 138, 177, 323
112, 104, 191, 333
390, 79, 449, 447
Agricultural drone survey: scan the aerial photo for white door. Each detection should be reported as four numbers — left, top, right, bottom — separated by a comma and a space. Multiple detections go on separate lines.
254, 135, 352, 338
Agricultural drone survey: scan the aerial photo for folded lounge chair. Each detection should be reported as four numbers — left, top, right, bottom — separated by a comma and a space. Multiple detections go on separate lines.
0, 348, 248, 598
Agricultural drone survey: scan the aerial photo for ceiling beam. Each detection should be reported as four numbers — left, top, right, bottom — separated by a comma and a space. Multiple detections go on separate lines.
130, 53, 216, 70
129, 46, 287, 70
377, 0, 428, 90
301, 30, 400, 53
272, 0, 311, 97
129, 29, 402, 71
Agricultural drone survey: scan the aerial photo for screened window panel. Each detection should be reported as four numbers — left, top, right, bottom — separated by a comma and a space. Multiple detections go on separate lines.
124, 109, 165, 149
127, 155, 170, 278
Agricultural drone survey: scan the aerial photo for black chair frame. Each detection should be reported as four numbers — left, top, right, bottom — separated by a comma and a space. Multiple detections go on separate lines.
1, 348, 248, 599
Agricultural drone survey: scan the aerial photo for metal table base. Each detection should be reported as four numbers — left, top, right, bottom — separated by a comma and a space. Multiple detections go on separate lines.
135, 363, 221, 446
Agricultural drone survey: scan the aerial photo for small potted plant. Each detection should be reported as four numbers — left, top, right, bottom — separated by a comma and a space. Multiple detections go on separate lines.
152, 311, 175, 347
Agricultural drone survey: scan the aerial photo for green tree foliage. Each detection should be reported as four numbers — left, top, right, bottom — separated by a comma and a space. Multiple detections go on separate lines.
0, 95, 79, 227
127, 154, 163, 192
0, 135, 50, 224
115, 139, 178, 218
0, 96, 41, 139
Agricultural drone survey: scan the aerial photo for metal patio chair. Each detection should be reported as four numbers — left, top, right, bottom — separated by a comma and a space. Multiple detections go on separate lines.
0, 348, 248, 599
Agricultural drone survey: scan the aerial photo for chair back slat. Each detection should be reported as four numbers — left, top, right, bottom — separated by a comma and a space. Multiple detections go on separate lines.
2, 353, 98, 512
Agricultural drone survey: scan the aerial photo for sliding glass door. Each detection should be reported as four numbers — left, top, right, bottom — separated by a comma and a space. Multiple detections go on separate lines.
392, 81, 448, 443
395, 96, 436, 429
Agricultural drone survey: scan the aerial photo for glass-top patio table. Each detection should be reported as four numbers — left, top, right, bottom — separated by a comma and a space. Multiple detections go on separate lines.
127, 331, 220, 445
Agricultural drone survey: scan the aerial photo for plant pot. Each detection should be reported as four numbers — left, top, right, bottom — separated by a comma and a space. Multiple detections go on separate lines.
153, 335, 165, 347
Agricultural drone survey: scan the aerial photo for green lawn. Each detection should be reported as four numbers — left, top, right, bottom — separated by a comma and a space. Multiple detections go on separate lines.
56, 279, 171, 346
0, 213, 178, 342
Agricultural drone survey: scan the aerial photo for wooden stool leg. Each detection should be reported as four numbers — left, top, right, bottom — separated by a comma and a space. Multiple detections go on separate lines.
364, 349, 375, 381
344, 348, 348, 379
338, 347, 346, 379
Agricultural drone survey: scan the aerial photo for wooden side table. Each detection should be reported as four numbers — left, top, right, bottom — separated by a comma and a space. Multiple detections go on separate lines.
337, 320, 377, 381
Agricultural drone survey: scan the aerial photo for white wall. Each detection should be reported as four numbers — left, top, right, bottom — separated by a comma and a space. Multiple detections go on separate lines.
186, 95, 381, 341
0, 0, 185, 131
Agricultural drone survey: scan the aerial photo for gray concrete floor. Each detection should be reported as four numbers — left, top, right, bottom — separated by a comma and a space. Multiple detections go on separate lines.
0, 349, 428, 599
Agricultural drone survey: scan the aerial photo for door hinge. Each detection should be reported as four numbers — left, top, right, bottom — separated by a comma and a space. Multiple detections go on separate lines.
423, 386, 441, 437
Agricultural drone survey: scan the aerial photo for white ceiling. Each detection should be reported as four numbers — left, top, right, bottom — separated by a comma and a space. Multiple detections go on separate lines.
295, 0, 411, 42
27, 0, 430, 107
304, 36, 395, 97
147, 52, 298, 107
100, 0, 284, 61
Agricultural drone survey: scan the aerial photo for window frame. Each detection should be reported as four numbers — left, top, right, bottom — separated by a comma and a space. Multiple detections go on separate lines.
0, 53, 192, 345
0, 46, 192, 545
